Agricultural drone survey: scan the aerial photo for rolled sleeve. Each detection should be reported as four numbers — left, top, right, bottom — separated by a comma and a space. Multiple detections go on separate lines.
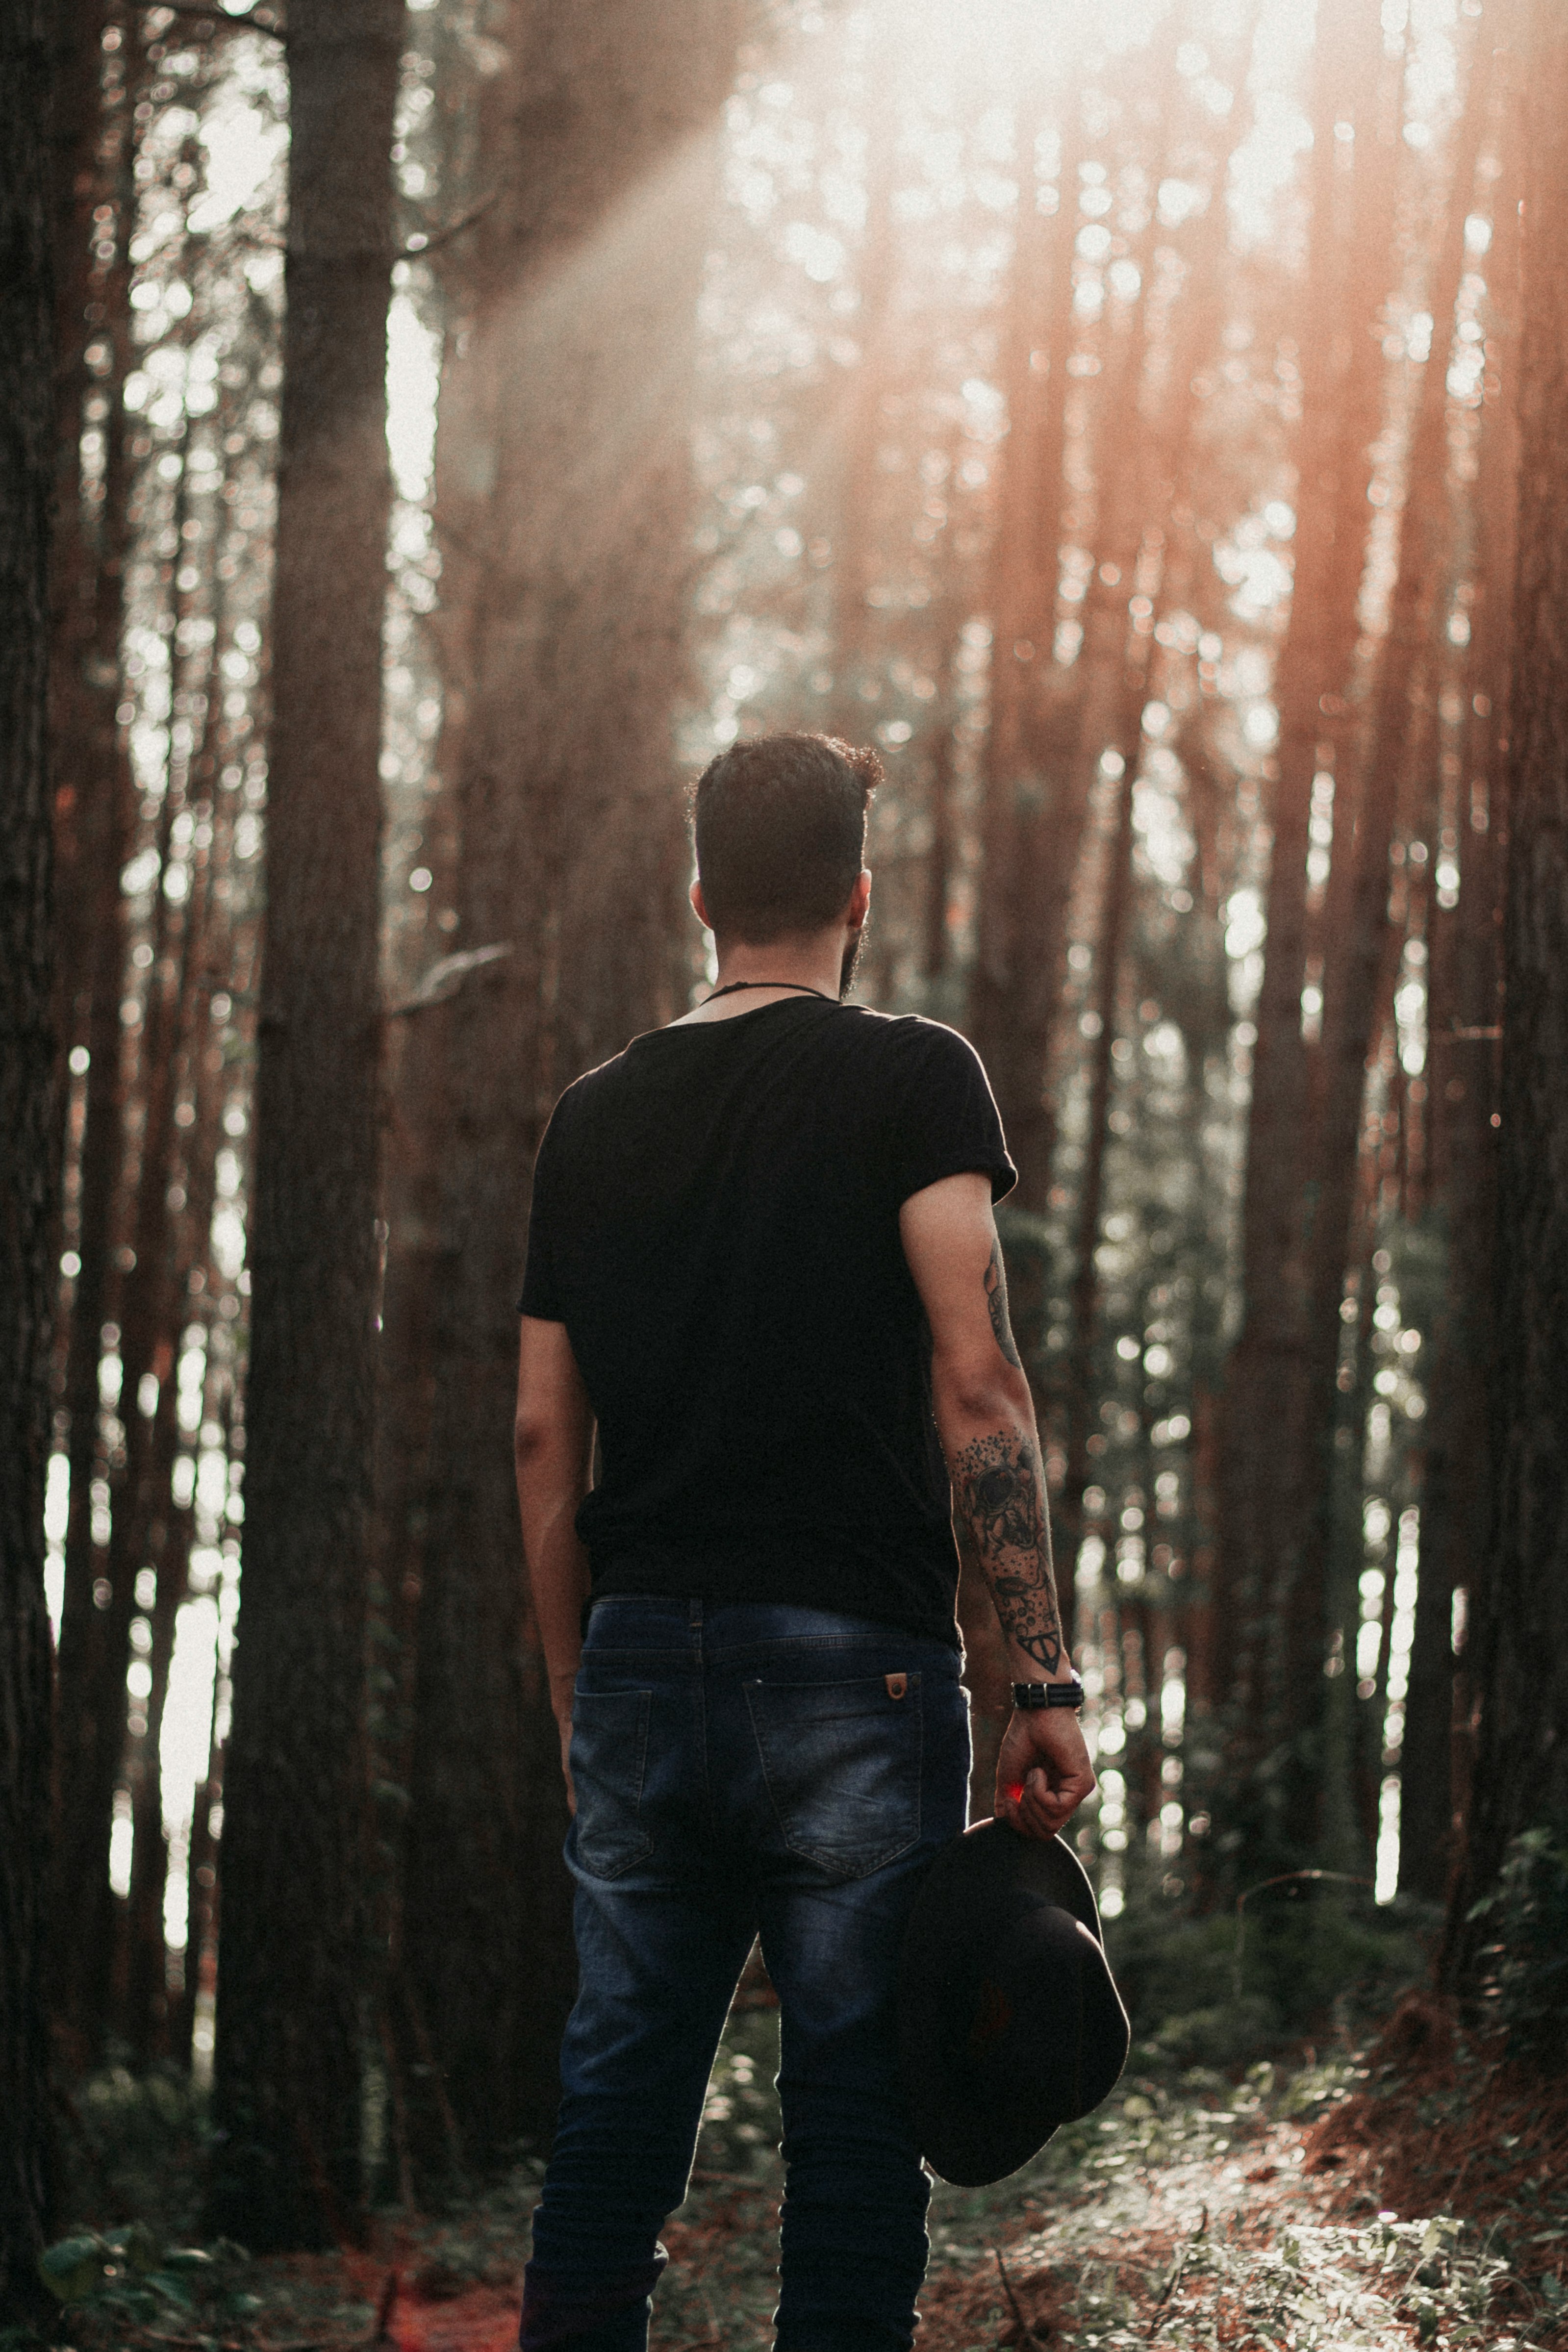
883, 1021, 1016, 1207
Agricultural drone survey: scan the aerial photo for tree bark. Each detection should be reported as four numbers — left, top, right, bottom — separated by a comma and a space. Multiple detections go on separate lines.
920, 606, 965, 987
971, 93, 1081, 1211
0, 0, 59, 2313
1045, 41, 1237, 1649
207, 0, 404, 2250
47, 7, 146, 2070
1059, 743, 1141, 1659
391, 0, 740, 2184
826, 33, 900, 742
58, 708, 191, 2056
371, 989, 457, 2187
1446, 0, 1568, 1983
1214, 0, 1399, 1826
1398, 140, 1517, 1900
1281, 33, 1493, 1864
121, 797, 218, 2062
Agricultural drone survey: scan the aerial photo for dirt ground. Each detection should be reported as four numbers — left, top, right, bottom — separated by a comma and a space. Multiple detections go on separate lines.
36, 1999, 1568, 2352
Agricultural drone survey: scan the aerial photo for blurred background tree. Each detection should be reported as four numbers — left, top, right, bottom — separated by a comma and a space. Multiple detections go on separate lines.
1, 0, 59, 2319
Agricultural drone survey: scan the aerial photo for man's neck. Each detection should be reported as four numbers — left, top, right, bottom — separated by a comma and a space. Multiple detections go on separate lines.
674, 934, 848, 1025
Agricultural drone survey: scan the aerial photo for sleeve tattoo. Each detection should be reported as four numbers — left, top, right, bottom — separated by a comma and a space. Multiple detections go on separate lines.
952, 1428, 1063, 1676
984, 1235, 1023, 1368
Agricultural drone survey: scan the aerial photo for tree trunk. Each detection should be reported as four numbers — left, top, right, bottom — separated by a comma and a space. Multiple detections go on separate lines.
392, 0, 740, 2186
968, 80, 1079, 1177
119, 600, 223, 2062
1045, 40, 1235, 1648
57, 484, 223, 2053
371, 987, 458, 2188
1282, 34, 1493, 1865
48, 0, 134, 1070
57, 698, 195, 2054
119, 1380, 185, 2058
920, 606, 966, 987
825, 18, 902, 744
48, 7, 146, 2071
1446, 0, 1568, 1986
1398, 143, 1517, 1900
164, 1038, 231, 2071
207, 0, 403, 2250
1214, 0, 1398, 1831
0, 0, 59, 2313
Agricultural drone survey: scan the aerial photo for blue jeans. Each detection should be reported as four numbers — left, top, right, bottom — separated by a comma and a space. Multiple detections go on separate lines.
519, 1596, 971, 2352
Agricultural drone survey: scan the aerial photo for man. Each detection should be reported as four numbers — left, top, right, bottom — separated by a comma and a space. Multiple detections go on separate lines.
514, 733, 1094, 2352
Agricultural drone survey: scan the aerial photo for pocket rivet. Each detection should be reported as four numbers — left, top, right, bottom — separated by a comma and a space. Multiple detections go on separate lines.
885, 1672, 908, 1700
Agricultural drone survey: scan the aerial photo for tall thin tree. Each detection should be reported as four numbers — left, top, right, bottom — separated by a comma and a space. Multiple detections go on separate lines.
391, 0, 742, 2182
0, 0, 59, 2314
207, 0, 405, 2250
969, 81, 1081, 1205
1282, 27, 1494, 1862
1447, 0, 1568, 1983
47, 1, 147, 2067
1213, 0, 1397, 1844
1398, 126, 1518, 1898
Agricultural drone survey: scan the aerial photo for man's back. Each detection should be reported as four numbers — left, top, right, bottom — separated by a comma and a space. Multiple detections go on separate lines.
520, 994, 1013, 1644
512, 732, 1093, 2352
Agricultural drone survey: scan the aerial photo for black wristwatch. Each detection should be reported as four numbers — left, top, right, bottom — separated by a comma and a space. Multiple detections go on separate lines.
1012, 1672, 1085, 1712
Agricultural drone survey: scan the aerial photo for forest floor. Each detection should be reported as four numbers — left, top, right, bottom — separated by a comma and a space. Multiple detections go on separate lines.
25, 1996, 1568, 2352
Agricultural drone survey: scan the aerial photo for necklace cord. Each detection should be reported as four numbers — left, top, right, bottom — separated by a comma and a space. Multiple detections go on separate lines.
702, 979, 836, 1004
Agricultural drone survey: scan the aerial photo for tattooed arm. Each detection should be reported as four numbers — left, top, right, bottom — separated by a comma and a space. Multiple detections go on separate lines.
950, 1426, 1061, 1674
901, 1173, 1096, 1840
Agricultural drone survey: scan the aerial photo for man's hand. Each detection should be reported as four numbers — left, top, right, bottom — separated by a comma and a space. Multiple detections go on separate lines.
995, 1705, 1096, 1842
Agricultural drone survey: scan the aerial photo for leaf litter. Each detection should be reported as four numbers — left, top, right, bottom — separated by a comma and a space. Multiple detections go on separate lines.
23, 2003, 1568, 2352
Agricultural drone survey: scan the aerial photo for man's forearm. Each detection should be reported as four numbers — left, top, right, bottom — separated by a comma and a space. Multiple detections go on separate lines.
516, 1439, 592, 1711
938, 1383, 1067, 1681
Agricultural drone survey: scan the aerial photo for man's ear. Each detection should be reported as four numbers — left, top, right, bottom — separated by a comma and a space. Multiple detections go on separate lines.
690, 877, 712, 930
849, 869, 872, 928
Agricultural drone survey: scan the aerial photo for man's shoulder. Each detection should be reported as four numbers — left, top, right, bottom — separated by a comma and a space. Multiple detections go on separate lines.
539, 1045, 637, 1140
836, 1006, 993, 1080
542, 1007, 993, 1135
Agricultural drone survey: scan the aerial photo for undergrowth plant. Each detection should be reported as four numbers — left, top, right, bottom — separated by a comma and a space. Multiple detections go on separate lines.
1468, 1824, 1568, 2065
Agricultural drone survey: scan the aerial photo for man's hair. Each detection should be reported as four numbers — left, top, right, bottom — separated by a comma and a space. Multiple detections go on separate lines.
691, 732, 881, 943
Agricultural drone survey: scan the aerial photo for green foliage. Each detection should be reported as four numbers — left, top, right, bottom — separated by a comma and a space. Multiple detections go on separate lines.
59, 2062, 210, 2240
1101, 1863, 1433, 2074
36, 2236, 108, 2303
696, 2003, 784, 2175
34, 2225, 251, 2334
37, 2220, 163, 2303
77, 2058, 202, 2143
1467, 1821, 1568, 2062
1164, 2211, 1511, 2352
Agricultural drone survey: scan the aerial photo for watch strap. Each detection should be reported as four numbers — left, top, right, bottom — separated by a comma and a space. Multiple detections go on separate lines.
1012, 1674, 1084, 1711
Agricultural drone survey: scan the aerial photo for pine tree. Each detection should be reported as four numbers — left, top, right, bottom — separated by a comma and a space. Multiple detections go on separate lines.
390, 0, 742, 2181
1280, 25, 1494, 1860
1447, 0, 1568, 1988
0, 0, 59, 2313
1398, 111, 1518, 1899
46, 0, 147, 2066
207, 0, 405, 2250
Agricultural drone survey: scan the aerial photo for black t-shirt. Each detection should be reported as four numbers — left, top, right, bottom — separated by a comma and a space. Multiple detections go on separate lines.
519, 997, 1016, 1644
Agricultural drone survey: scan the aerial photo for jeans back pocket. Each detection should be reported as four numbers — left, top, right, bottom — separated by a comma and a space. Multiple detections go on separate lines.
571, 1688, 656, 1878
745, 1674, 922, 1879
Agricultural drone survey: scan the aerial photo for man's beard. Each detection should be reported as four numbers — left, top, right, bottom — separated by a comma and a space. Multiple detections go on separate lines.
839, 917, 867, 1001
